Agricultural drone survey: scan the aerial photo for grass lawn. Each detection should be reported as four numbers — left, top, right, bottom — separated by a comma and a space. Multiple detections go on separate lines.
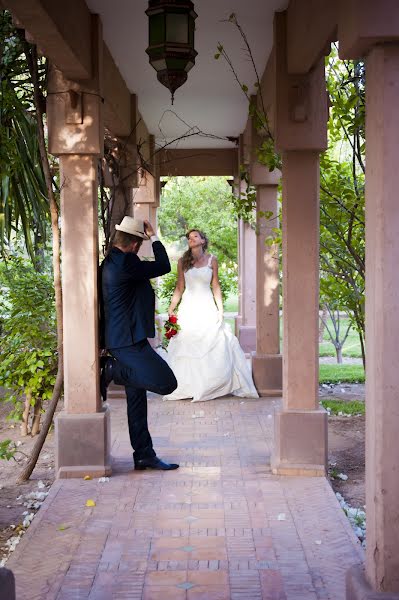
319, 363, 365, 384
320, 398, 365, 415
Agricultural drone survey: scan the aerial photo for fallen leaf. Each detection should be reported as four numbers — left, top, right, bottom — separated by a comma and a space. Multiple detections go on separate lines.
85, 499, 96, 507
83, 475, 92, 480
58, 525, 70, 531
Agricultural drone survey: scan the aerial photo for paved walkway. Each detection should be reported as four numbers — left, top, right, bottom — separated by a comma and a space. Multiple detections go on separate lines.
8, 390, 363, 599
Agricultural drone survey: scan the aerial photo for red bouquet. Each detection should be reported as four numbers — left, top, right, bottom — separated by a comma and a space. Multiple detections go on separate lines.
162, 314, 180, 348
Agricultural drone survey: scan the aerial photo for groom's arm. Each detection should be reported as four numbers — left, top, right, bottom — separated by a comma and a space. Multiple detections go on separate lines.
124, 238, 171, 280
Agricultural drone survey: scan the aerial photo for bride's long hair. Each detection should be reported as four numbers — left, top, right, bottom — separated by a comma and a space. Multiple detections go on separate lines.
181, 229, 209, 272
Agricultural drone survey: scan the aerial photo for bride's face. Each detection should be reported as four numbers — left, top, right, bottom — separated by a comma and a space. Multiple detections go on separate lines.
188, 231, 205, 249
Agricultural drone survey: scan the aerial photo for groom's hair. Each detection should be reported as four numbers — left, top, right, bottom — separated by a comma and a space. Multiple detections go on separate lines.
113, 230, 143, 249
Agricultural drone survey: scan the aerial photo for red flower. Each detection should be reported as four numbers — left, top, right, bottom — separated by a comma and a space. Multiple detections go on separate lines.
170, 329, 177, 336
169, 314, 177, 324
165, 330, 173, 340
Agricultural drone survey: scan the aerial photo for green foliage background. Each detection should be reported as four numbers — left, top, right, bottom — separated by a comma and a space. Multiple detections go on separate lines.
0, 256, 57, 419
158, 176, 238, 269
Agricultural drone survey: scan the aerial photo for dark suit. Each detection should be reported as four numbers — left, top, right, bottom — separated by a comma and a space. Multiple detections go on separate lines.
100, 240, 177, 461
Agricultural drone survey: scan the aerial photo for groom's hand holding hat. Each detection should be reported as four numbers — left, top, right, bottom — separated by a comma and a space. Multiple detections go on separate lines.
143, 220, 155, 238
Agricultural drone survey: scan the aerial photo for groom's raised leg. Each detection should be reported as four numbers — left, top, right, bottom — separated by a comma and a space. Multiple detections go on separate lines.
111, 342, 177, 396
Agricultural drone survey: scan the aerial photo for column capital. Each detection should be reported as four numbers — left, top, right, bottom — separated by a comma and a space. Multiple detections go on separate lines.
274, 11, 328, 153
253, 170, 281, 187
47, 15, 103, 156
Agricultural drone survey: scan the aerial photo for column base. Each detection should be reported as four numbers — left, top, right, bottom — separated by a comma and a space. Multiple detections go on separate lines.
272, 408, 327, 476
251, 353, 282, 395
55, 406, 112, 479
346, 565, 399, 599
238, 325, 256, 353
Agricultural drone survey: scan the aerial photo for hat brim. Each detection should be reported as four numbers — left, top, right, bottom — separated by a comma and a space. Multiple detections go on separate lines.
115, 224, 149, 240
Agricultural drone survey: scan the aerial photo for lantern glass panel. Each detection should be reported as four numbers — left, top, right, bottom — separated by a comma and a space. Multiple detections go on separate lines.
149, 13, 165, 45
151, 58, 167, 71
166, 13, 188, 44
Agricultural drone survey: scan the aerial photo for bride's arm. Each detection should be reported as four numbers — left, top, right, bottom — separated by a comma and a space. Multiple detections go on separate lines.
211, 257, 224, 320
168, 258, 185, 316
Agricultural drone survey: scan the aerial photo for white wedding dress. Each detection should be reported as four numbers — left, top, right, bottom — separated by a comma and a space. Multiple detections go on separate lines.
162, 256, 259, 402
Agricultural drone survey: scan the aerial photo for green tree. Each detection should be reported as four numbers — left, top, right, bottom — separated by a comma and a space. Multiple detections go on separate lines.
320, 48, 365, 365
158, 176, 238, 268
0, 10, 49, 260
0, 256, 57, 435
0, 12, 64, 481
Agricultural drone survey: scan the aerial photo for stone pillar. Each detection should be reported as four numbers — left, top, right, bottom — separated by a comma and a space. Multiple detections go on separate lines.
47, 16, 111, 478
235, 217, 243, 335
236, 218, 257, 352
271, 11, 328, 476
272, 151, 327, 475
338, 2, 399, 596
251, 178, 282, 395
133, 197, 153, 258
346, 44, 399, 600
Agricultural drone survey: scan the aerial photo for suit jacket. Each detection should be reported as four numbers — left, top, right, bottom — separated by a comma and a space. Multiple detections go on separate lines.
100, 240, 170, 349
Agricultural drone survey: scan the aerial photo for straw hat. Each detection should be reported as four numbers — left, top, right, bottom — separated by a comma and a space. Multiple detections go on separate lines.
115, 217, 149, 239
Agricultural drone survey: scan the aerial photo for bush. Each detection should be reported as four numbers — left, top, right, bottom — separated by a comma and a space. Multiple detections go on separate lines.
0, 256, 57, 426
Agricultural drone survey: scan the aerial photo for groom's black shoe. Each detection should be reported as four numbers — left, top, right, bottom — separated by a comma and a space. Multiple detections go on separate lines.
134, 456, 179, 471
100, 356, 114, 403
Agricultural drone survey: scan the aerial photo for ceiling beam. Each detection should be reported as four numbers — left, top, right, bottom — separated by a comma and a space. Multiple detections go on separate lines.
3, 0, 152, 142
159, 148, 238, 177
103, 44, 131, 137
286, 0, 337, 74
3, 0, 92, 79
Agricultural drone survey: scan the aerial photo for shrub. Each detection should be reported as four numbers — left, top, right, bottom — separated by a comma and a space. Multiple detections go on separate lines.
0, 256, 57, 434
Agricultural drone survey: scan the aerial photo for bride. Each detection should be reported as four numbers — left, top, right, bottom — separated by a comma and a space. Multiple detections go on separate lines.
162, 229, 259, 402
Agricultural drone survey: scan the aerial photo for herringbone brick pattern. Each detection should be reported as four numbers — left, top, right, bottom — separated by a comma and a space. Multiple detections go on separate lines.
7, 389, 363, 599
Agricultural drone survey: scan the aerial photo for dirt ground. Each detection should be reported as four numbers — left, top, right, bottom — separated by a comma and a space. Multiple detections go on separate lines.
0, 400, 57, 565
0, 384, 366, 564
320, 382, 365, 508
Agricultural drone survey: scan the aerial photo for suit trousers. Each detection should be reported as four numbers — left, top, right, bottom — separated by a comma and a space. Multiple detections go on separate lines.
110, 340, 177, 460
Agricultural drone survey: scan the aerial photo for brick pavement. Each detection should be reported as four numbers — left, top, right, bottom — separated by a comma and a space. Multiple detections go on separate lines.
7, 390, 363, 599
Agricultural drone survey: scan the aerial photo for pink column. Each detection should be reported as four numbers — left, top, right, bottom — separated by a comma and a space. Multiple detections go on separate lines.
347, 44, 399, 600
235, 216, 244, 335
47, 17, 111, 478
251, 182, 282, 394
271, 11, 328, 476
272, 151, 327, 475
236, 217, 257, 353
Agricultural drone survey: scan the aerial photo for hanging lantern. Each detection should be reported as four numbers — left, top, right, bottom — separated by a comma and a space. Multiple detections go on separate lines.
145, 0, 198, 104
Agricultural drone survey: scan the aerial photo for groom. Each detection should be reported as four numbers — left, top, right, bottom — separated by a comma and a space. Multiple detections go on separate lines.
100, 216, 178, 470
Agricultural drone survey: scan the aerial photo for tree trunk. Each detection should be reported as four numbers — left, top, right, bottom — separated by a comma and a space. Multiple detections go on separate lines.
18, 44, 64, 482
319, 305, 328, 342
20, 391, 31, 437
30, 398, 42, 436
335, 345, 343, 364
17, 372, 63, 483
